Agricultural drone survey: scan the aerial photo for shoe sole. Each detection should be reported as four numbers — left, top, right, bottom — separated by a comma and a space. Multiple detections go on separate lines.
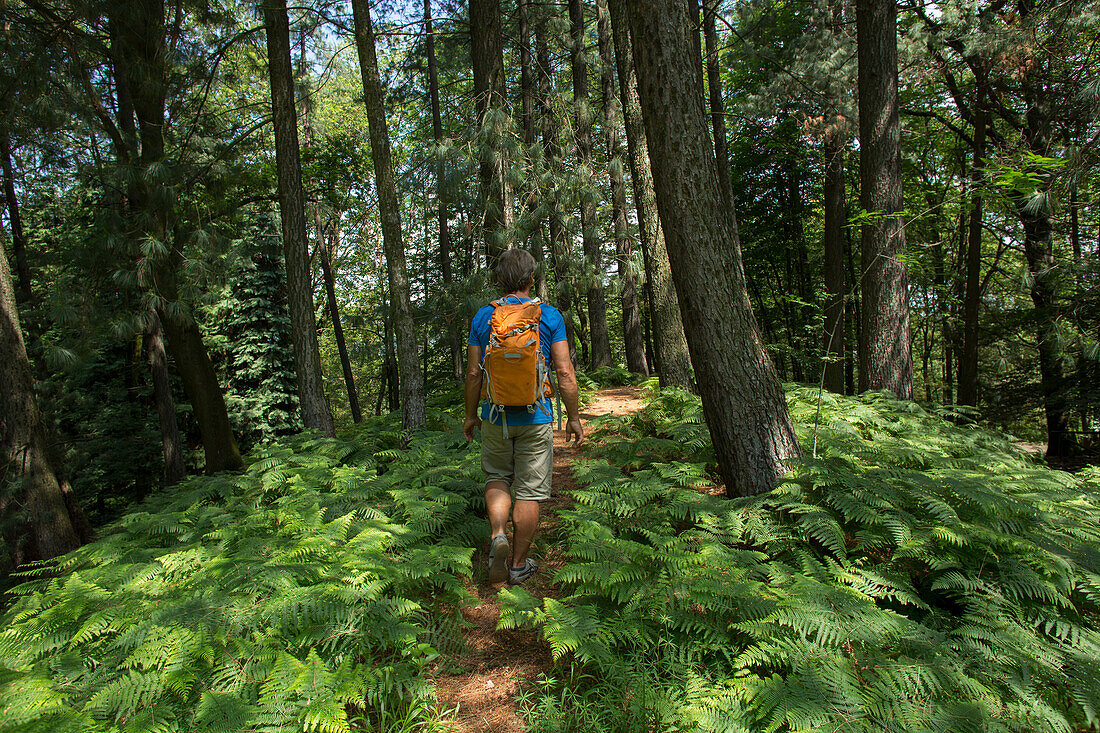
488, 537, 510, 583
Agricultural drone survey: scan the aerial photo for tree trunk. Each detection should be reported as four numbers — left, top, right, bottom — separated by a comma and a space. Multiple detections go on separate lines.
119, 0, 243, 472
597, 0, 646, 375
0, 239, 82, 565
536, 16, 579, 364
517, 0, 551, 305
0, 128, 31, 306
856, 0, 913, 399
425, 0, 463, 382
263, 0, 335, 436
627, 0, 802, 496
143, 307, 185, 484
702, 0, 740, 273
351, 0, 426, 430
957, 77, 987, 408
320, 223, 362, 423
607, 0, 692, 389
382, 311, 400, 413
470, 0, 513, 267
569, 0, 613, 369
1016, 80, 1071, 457
822, 126, 846, 394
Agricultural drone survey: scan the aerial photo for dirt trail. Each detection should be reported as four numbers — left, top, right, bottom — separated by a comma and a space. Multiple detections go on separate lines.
434, 386, 645, 733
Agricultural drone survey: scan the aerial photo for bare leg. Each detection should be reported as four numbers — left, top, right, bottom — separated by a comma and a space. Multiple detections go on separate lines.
485, 481, 512, 538
511, 499, 540, 566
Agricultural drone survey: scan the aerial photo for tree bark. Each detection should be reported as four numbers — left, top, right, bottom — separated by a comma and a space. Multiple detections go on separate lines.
0, 237, 82, 565
470, 0, 514, 267
536, 16, 579, 365
569, 0, 613, 369
0, 128, 31, 306
627, 0, 801, 496
957, 76, 987, 408
517, 0, 550, 304
597, 0, 646, 375
1016, 81, 1071, 456
702, 0, 740, 271
143, 307, 185, 484
118, 0, 243, 471
263, 0, 335, 436
820, 0, 846, 396
607, 0, 692, 389
822, 126, 846, 394
351, 0, 426, 430
320, 223, 362, 423
856, 0, 913, 399
425, 0, 464, 382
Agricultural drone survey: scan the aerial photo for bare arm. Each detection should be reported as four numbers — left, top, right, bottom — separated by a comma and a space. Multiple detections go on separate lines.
463, 345, 483, 441
551, 341, 584, 446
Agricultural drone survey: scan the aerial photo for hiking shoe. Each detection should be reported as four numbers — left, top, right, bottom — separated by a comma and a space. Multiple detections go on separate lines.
487, 533, 511, 583
508, 558, 538, 585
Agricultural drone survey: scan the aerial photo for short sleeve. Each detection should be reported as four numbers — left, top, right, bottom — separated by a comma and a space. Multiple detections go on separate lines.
468, 305, 491, 348
546, 305, 567, 344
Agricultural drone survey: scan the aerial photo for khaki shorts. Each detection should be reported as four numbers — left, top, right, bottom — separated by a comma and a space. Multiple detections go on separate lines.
480, 420, 553, 501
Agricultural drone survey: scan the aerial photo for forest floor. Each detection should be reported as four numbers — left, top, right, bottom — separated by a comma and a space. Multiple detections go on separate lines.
433, 386, 646, 733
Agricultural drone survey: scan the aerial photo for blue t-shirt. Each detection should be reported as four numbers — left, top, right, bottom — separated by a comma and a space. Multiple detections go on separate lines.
468, 297, 567, 425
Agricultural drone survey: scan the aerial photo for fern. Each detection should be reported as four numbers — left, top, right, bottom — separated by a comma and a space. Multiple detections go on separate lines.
0, 410, 480, 732
503, 386, 1100, 732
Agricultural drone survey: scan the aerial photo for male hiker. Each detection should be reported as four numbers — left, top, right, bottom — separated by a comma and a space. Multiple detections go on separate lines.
462, 248, 584, 584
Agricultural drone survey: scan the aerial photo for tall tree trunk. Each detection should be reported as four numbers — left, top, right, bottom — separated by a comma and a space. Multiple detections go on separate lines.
597, 0, 646, 375
822, 126, 846, 394
821, 0, 846, 395
1016, 81, 1071, 457
701, 0, 740, 273
119, 0, 242, 471
957, 77, 988, 408
143, 307, 185, 484
0, 238, 82, 565
263, 0, 335, 436
607, 0, 692, 389
351, 0, 426, 430
298, 40, 362, 425
517, 0, 550, 304
425, 0, 463, 382
0, 128, 31, 306
569, 0, 613, 369
856, 0, 913, 399
536, 16, 578, 364
627, 0, 801, 496
319, 223, 362, 423
470, 0, 513, 267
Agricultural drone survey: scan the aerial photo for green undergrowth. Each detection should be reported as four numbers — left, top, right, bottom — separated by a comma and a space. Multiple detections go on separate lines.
501, 386, 1100, 732
575, 366, 647, 391
0, 411, 484, 733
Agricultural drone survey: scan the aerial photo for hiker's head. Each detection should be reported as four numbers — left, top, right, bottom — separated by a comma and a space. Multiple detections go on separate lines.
496, 248, 536, 294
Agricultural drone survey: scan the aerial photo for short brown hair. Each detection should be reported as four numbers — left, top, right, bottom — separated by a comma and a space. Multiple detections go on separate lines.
495, 248, 537, 293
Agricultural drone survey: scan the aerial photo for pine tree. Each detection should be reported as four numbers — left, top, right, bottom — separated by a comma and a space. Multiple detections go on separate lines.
597, 0, 646, 375
607, 0, 692, 389
0, 234, 83, 565
626, 0, 802, 496
351, 0, 426, 431
262, 0, 335, 437
856, 0, 913, 399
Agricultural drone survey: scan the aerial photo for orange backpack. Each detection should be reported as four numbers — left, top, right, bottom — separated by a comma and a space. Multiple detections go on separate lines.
481, 297, 554, 436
